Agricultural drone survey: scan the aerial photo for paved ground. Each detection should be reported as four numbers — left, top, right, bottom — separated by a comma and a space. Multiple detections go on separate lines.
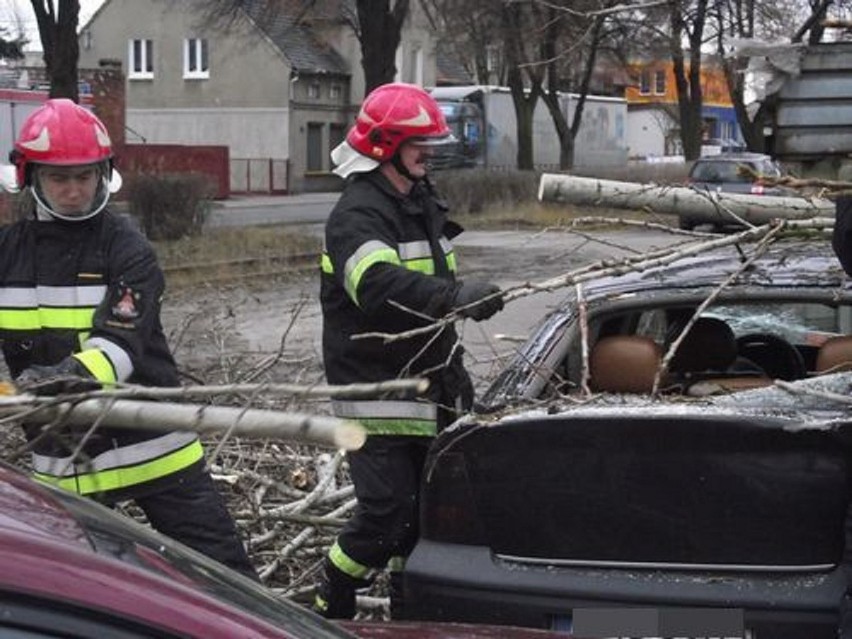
207, 192, 341, 228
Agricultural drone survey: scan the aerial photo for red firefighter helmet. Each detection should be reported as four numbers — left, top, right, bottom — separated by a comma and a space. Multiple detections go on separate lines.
10, 99, 119, 221
346, 83, 452, 162
11, 98, 113, 189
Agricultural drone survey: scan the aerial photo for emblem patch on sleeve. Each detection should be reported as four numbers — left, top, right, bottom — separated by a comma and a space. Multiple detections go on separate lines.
111, 285, 142, 321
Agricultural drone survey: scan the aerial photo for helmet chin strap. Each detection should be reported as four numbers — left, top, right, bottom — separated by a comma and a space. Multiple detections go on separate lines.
391, 153, 420, 183
31, 174, 110, 222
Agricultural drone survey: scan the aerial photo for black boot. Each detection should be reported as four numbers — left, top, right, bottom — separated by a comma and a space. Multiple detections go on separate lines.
313, 559, 358, 619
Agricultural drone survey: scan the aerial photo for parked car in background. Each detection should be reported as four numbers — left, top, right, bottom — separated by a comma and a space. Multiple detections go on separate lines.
701, 137, 748, 154
0, 461, 563, 639
401, 239, 852, 639
681, 152, 793, 230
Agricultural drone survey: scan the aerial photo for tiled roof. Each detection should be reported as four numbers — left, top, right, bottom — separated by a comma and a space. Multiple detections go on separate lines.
242, 0, 350, 76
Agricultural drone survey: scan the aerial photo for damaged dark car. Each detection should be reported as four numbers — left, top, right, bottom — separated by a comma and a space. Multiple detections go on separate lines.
400, 239, 852, 639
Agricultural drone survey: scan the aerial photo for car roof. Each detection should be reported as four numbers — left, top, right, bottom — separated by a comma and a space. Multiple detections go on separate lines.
579, 240, 847, 303
481, 239, 851, 407
693, 152, 774, 163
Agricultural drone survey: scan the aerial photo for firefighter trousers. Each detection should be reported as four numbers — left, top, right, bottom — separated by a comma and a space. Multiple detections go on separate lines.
129, 461, 258, 580
316, 435, 430, 618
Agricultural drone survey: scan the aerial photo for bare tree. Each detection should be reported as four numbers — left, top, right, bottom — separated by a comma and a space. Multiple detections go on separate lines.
501, 1, 544, 170
536, 0, 625, 169
421, 0, 503, 84
0, 7, 27, 61
714, 0, 848, 153
30, 0, 80, 101
0, 31, 25, 60
356, 0, 409, 92
668, 0, 710, 160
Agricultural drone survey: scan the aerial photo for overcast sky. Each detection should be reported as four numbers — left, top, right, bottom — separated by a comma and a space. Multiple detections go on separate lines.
1, 0, 105, 50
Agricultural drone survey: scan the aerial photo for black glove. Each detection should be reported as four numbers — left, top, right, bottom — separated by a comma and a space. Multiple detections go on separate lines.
452, 280, 504, 321
15, 357, 101, 396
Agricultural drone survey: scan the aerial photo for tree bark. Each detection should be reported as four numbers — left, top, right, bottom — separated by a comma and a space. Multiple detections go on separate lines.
31, 0, 80, 101
357, 0, 409, 95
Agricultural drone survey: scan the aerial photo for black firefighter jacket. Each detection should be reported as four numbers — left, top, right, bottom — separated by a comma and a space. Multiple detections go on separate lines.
320, 172, 473, 437
0, 210, 202, 497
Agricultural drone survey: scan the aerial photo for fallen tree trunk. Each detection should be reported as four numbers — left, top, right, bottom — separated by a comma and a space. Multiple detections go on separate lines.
0, 397, 366, 451
538, 174, 834, 225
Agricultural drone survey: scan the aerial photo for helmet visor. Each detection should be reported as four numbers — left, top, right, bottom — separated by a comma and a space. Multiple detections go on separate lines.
407, 132, 457, 147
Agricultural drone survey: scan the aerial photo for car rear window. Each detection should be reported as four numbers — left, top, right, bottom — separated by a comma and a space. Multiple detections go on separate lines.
691, 161, 751, 183
457, 416, 851, 570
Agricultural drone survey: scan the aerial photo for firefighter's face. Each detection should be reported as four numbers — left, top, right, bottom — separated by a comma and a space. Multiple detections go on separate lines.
37, 164, 100, 217
398, 141, 433, 179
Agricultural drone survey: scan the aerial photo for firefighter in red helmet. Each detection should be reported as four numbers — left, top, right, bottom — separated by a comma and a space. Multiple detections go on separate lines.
1, 99, 257, 579
315, 83, 504, 618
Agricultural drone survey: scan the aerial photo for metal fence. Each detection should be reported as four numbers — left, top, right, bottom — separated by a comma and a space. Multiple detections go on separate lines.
230, 158, 289, 194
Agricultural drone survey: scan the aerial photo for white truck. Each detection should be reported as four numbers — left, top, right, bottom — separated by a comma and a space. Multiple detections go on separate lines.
429, 85, 628, 170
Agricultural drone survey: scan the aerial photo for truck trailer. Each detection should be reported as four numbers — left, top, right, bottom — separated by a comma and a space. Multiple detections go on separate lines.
429, 85, 628, 171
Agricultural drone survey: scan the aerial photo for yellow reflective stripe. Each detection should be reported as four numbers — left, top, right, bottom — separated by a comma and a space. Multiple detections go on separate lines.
387, 555, 406, 573
73, 349, 117, 385
402, 257, 435, 275
446, 251, 457, 272
33, 439, 204, 495
346, 248, 400, 306
358, 418, 436, 436
329, 541, 373, 580
0, 307, 95, 330
321, 252, 333, 274
78, 331, 91, 349
314, 595, 330, 613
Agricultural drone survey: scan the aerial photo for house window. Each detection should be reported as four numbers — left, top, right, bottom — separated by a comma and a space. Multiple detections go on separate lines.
307, 123, 324, 171
639, 69, 651, 95
128, 39, 153, 79
184, 38, 209, 79
329, 84, 341, 100
308, 83, 320, 99
654, 69, 666, 94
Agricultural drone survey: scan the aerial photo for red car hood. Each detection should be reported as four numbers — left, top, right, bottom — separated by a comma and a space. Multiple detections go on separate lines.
343, 620, 567, 638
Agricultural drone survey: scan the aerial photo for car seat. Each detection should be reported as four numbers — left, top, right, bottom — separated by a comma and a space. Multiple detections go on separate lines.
815, 335, 852, 374
666, 316, 772, 395
667, 316, 738, 374
589, 335, 662, 394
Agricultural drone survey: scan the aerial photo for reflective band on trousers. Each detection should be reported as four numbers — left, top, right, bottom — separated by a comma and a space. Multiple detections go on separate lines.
329, 541, 376, 580
32, 432, 203, 495
331, 399, 437, 436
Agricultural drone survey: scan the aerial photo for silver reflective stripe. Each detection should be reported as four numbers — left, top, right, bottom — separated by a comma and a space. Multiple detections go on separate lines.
398, 240, 432, 261
331, 399, 437, 420
439, 237, 453, 255
343, 240, 397, 283
0, 285, 106, 308
31, 431, 199, 476
86, 337, 134, 381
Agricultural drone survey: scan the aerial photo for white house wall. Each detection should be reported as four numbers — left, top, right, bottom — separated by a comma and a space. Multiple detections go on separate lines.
126, 107, 289, 158
79, 0, 291, 109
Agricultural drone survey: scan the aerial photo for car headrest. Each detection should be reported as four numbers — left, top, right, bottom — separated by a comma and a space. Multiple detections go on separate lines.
590, 335, 662, 393
668, 316, 737, 373
815, 335, 852, 374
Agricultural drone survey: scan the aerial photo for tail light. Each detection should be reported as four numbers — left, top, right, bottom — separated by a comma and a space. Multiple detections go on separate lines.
750, 183, 766, 195
420, 450, 486, 545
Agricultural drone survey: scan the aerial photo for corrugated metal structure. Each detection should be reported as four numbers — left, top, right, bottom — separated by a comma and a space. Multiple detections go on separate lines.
774, 41, 852, 174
